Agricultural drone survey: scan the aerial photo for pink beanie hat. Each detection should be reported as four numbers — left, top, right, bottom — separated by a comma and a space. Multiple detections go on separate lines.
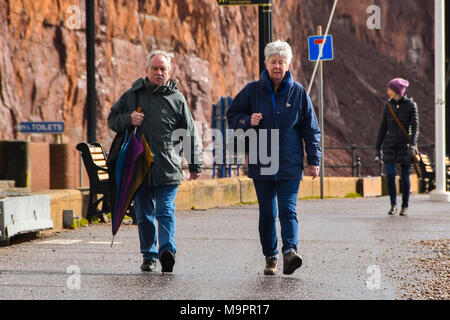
388, 78, 409, 97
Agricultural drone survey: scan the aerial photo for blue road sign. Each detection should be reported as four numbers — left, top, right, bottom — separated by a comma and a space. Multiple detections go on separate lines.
308, 35, 334, 61
16, 122, 65, 134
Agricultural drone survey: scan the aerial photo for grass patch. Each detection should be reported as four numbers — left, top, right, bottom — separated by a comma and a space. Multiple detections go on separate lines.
79, 218, 89, 227
344, 192, 362, 198
241, 201, 259, 205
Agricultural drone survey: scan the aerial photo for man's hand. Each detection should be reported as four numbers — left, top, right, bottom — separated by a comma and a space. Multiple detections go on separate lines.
251, 113, 263, 127
131, 111, 144, 127
190, 172, 201, 180
310, 166, 320, 179
375, 156, 383, 165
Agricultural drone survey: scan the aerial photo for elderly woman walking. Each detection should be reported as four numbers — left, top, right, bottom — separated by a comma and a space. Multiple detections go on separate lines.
227, 40, 321, 275
375, 78, 419, 216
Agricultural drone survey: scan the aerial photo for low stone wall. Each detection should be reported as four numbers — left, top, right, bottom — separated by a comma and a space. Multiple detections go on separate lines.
23, 174, 422, 233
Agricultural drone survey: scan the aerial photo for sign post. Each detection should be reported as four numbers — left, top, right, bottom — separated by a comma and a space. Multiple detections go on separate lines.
308, 27, 334, 199
430, 0, 450, 201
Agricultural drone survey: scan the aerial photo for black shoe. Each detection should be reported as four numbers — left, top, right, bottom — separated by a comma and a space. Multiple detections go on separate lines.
283, 250, 302, 275
388, 205, 398, 216
399, 207, 408, 216
140, 258, 157, 272
160, 250, 175, 273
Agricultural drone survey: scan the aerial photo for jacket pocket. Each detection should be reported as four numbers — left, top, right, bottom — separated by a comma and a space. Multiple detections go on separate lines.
163, 141, 181, 170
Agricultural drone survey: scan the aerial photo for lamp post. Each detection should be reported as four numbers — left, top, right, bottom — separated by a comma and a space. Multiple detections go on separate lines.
86, 0, 96, 143
430, 0, 450, 202
258, 0, 272, 75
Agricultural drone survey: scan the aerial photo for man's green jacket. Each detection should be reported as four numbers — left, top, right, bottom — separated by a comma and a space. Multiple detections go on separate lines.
108, 77, 202, 186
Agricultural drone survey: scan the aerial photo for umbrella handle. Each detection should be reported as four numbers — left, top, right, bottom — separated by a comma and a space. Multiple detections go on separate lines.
134, 106, 143, 135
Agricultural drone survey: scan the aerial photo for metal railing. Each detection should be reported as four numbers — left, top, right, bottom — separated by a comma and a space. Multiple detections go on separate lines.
199, 143, 436, 178
323, 143, 435, 177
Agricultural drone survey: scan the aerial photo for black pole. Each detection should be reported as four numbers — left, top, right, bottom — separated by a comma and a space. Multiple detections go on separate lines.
86, 0, 96, 143
258, 1, 273, 75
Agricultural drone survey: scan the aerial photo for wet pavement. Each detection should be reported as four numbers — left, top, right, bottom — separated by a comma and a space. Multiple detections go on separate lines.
0, 194, 449, 300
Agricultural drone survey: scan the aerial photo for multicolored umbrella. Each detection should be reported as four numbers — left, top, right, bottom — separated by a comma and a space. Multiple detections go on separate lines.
112, 131, 132, 222
111, 110, 153, 246
120, 134, 153, 224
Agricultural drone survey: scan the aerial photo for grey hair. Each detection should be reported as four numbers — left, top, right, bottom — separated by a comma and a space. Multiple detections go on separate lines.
264, 40, 293, 65
146, 50, 172, 70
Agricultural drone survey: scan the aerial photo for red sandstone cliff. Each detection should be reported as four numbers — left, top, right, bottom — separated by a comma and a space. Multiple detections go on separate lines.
0, 0, 435, 175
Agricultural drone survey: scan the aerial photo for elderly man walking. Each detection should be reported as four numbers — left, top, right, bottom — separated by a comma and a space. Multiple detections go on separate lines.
108, 50, 203, 273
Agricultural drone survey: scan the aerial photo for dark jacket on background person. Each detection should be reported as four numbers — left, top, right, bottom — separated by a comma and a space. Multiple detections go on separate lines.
375, 96, 419, 164
226, 70, 321, 181
107, 77, 202, 186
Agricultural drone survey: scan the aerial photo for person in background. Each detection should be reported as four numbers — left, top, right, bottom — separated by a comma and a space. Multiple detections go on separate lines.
375, 78, 419, 216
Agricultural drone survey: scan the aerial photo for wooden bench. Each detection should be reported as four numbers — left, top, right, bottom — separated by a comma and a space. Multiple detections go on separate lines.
76, 142, 112, 222
417, 153, 435, 193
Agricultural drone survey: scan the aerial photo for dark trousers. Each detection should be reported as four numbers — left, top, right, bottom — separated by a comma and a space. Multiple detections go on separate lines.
385, 162, 411, 208
252, 179, 301, 258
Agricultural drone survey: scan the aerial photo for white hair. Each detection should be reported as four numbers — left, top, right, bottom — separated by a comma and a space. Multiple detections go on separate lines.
264, 40, 293, 65
146, 50, 172, 70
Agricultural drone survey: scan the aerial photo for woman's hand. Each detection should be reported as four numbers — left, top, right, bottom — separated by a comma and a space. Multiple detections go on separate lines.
309, 166, 320, 179
251, 113, 263, 127
190, 172, 201, 180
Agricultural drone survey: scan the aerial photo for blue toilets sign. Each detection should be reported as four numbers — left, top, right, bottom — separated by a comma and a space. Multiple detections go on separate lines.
17, 121, 65, 134
308, 35, 334, 61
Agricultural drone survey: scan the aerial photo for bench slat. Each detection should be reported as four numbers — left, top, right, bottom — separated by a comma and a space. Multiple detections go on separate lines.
94, 160, 107, 167
98, 173, 109, 181
92, 153, 106, 161
89, 147, 103, 153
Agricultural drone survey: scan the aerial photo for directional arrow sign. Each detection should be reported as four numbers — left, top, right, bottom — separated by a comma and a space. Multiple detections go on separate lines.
216, 0, 270, 5
16, 122, 65, 134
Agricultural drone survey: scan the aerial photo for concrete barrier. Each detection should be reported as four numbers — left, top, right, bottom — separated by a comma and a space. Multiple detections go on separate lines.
299, 176, 360, 198
357, 176, 382, 197
34, 189, 84, 231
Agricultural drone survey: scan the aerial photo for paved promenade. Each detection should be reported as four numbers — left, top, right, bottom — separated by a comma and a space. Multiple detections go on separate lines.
0, 194, 448, 301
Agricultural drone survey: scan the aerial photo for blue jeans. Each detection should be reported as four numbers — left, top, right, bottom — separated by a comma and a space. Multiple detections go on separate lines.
133, 184, 179, 261
253, 179, 301, 258
385, 163, 410, 208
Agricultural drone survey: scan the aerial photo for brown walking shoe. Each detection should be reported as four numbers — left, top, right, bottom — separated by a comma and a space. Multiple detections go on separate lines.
264, 256, 278, 275
399, 207, 408, 216
283, 250, 302, 275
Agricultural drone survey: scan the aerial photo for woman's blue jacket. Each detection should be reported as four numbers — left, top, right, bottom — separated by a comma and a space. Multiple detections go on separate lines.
226, 70, 321, 181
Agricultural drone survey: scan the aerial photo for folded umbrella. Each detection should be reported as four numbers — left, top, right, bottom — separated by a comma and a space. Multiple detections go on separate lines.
111, 132, 143, 245
111, 107, 154, 246
120, 133, 153, 225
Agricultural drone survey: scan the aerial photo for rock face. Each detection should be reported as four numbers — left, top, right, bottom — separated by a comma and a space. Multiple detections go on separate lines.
0, 0, 435, 175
